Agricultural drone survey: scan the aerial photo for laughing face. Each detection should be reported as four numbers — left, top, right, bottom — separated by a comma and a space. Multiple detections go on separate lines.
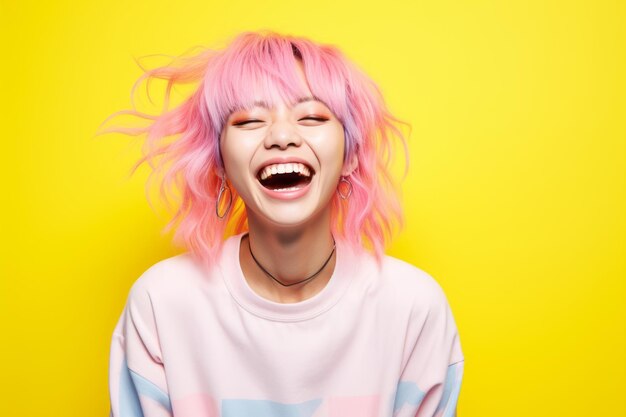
219, 90, 347, 228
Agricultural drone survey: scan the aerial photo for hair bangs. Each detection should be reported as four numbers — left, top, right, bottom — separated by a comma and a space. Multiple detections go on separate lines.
104, 31, 408, 269
203, 34, 312, 135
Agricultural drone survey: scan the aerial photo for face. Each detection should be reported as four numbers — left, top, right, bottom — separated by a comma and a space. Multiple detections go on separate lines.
219, 76, 348, 229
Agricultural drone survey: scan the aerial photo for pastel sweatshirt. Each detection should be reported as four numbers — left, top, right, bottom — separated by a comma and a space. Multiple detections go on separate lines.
109, 234, 464, 417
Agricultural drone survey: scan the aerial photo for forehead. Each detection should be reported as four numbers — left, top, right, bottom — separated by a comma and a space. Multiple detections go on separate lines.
234, 96, 330, 112
229, 65, 314, 109
203, 41, 348, 131
207, 65, 304, 120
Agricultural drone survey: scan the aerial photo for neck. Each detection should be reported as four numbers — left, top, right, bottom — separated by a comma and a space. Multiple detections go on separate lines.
240, 211, 336, 303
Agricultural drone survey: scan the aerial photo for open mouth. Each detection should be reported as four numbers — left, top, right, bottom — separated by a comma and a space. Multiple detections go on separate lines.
257, 162, 314, 191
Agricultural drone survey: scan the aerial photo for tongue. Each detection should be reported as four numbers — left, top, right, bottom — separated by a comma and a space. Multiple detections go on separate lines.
261, 173, 311, 190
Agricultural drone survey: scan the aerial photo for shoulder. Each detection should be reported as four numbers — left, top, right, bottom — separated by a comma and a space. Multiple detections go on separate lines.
377, 254, 449, 310
131, 253, 201, 291
125, 252, 214, 309
377, 255, 464, 365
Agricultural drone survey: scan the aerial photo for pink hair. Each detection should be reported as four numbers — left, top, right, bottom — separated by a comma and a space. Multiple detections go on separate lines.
102, 31, 408, 266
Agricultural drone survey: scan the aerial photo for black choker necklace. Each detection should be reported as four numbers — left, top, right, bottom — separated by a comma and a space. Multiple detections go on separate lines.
246, 235, 336, 287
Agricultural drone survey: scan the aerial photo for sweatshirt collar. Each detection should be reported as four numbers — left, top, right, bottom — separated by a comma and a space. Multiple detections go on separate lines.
219, 233, 355, 322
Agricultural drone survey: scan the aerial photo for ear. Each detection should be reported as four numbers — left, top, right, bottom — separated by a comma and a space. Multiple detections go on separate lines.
341, 153, 358, 176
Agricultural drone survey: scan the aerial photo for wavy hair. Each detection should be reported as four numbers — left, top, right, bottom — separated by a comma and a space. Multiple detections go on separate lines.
102, 31, 408, 267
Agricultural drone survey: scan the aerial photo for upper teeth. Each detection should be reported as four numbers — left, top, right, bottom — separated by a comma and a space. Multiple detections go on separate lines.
260, 163, 311, 180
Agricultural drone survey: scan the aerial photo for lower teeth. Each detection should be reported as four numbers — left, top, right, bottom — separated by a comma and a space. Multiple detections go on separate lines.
274, 186, 300, 192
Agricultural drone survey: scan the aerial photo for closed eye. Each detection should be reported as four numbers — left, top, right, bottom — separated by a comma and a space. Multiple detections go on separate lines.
298, 116, 329, 124
232, 119, 264, 127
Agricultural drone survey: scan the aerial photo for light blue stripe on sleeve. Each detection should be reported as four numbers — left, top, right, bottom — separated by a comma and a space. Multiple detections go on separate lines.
129, 369, 172, 412
436, 361, 464, 417
119, 359, 143, 417
393, 381, 426, 412
119, 358, 172, 416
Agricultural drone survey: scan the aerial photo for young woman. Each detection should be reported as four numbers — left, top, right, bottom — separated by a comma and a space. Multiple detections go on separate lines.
107, 31, 464, 417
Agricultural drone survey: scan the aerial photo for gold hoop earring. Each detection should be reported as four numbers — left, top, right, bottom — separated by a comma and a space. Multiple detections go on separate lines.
216, 176, 232, 219
337, 176, 353, 200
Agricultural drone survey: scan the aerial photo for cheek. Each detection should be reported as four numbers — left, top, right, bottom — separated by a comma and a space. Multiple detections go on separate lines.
220, 133, 256, 171
219, 146, 247, 193
315, 128, 346, 172
223, 154, 250, 183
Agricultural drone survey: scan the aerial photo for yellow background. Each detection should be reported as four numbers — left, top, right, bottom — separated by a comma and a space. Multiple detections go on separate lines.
1, 0, 624, 416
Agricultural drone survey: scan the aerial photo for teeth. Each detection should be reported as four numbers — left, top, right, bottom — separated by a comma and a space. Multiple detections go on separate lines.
259, 163, 312, 180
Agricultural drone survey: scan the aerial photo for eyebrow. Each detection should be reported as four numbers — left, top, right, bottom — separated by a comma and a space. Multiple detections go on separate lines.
230, 96, 328, 115
295, 96, 318, 104
243, 100, 270, 110
253, 96, 324, 109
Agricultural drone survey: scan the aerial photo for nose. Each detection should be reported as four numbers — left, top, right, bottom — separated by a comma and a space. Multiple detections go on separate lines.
264, 119, 302, 150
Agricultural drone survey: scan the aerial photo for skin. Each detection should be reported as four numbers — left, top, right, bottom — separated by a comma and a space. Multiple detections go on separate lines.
219, 65, 356, 303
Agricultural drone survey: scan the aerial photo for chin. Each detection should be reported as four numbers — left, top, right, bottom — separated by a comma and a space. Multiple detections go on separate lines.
263, 211, 318, 228
249, 202, 330, 230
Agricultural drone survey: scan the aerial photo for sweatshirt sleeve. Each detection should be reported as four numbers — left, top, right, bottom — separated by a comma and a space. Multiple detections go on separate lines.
108, 278, 173, 417
393, 282, 465, 417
